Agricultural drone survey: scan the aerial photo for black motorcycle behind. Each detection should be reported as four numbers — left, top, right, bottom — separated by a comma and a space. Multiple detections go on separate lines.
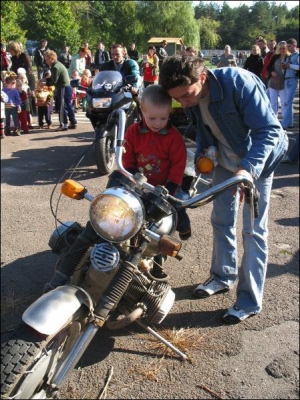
85, 71, 141, 176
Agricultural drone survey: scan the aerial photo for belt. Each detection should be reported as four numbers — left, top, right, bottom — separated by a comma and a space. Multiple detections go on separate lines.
284, 77, 295, 80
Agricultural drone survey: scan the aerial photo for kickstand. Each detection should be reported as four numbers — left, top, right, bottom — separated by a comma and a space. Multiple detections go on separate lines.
136, 320, 189, 361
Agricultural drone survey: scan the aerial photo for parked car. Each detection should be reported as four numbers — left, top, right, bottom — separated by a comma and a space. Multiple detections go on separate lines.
210, 54, 220, 65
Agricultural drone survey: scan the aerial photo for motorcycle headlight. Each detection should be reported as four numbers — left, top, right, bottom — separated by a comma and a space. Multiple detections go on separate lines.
92, 98, 112, 108
90, 187, 145, 242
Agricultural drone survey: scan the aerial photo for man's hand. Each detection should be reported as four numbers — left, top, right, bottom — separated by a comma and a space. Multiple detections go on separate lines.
235, 168, 253, 202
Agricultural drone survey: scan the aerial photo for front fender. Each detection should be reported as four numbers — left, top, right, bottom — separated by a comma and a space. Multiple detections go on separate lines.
96, 124, 117, 140
22, 285, 94, 335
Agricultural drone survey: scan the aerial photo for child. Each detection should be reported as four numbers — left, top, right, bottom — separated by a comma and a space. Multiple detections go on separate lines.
18, 71, 34, 129
1, 81, 9, 138
16, 79, 30, 133
79, 69, 92, 111
122, 84, 191, 240
35, 79, 54, 129
70, 70, 80, 110
2, 75, 21, 136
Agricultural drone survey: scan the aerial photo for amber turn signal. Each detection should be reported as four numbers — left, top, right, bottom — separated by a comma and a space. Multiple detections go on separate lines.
61, 179, 86, 200
159, 235, 182, 257
197, 157, 214, 173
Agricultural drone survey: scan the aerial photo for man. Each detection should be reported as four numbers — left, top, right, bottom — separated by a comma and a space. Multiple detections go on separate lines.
44, 49, 77, 131
94, 42, 110, 70
281, 38, 299, 130
34, 39, 48, 80
99, 43, 140, 89
217, 44, 236, 67
157, 40, 168, 70
58, 45, 72, 69
261, 39, 277, 89
128, 42, 139, 61
159, 56, 288, 324
257, 38, 269, 59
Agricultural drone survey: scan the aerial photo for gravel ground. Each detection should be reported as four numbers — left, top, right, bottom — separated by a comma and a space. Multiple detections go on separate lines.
1, 93, 299, 399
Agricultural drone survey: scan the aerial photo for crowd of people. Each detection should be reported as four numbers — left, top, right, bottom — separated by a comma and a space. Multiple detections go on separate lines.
2, 35, 297, 137
0, 32, 299, 325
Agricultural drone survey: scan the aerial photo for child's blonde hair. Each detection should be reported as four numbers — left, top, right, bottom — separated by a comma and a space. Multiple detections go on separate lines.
140, 84, 172, 110
82, 69, 91, 77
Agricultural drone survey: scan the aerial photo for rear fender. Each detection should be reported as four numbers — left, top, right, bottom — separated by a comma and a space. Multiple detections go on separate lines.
22, 285, 94, 335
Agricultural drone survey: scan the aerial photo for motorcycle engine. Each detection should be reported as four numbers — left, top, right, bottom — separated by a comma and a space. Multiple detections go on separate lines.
123, 274, 175, 324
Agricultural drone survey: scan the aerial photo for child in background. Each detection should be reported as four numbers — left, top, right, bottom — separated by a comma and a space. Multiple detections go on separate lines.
1, 81, 9, 138
16, 79, 30, 133
70, 70, 80, 110
2, 75, 21, 136
35, 79, 54, 129
79, 68, 92, 111
18, 71, 35, 129
122, 84, 191, 240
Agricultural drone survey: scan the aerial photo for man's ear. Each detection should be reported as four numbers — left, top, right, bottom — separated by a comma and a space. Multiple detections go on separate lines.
199, 72, 207, 84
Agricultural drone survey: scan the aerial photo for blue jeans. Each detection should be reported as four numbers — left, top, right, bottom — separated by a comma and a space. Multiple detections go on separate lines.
281, 78, 298, 128
5, 107, 19, 134
56, 86, 77, 128
209, 165, 274, 314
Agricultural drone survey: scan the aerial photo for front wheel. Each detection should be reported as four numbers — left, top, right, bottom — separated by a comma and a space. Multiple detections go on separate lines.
94, 125, 116, 176
1, 322, 82, 399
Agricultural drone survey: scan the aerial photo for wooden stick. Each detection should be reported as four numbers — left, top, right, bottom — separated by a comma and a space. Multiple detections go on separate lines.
98, 366, 114, 399
197, 383, 223, 399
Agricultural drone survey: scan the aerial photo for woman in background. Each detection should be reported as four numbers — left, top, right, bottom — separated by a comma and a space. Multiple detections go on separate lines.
143, 45, 159, 88
243, 45, 263, 79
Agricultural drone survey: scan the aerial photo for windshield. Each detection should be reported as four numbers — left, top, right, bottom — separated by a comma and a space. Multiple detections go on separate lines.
92, 71, 123, 91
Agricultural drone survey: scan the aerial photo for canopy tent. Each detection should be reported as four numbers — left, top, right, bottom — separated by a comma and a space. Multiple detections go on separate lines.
147, 37, 185, 56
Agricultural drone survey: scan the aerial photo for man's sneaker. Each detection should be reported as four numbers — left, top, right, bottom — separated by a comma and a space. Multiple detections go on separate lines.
55, 126, 68, 132
69, 124, 77, 129
14, 129, 21, 136
193, 277, 230, 298
223, 305, 257, 324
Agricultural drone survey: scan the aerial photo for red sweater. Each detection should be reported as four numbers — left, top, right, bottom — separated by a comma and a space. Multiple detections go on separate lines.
123, 120, 187, 187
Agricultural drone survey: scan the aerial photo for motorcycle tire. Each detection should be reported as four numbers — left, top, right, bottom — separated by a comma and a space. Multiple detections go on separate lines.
94, 126, 116, 176
1, 321, 82, 399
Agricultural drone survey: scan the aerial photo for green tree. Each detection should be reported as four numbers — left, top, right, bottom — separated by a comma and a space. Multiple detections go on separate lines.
1, 1, 27, 45
136, 1, 199, 53
19, 1, 81, 53
197, 17, 220, 50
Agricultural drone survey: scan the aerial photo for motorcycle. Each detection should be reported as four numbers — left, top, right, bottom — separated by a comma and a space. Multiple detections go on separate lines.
0, 109, 260, 399
85, 70, 142, 176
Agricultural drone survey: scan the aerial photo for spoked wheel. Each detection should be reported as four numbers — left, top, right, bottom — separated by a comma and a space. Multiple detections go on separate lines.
94, 125, 116, 176
1, 322, 82, 399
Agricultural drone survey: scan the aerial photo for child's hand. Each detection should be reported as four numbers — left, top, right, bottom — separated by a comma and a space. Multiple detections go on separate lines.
17, 106, 21, 113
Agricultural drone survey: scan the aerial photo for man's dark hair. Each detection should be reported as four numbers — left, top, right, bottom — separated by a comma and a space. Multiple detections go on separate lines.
287, 38, 297, 46
159, 55, 206, 91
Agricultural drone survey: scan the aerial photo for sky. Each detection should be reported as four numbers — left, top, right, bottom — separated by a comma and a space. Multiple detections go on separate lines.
195, 1, 298, 10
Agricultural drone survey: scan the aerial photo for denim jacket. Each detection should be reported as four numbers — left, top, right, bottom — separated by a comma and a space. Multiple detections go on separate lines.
185, 67, 288, 180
